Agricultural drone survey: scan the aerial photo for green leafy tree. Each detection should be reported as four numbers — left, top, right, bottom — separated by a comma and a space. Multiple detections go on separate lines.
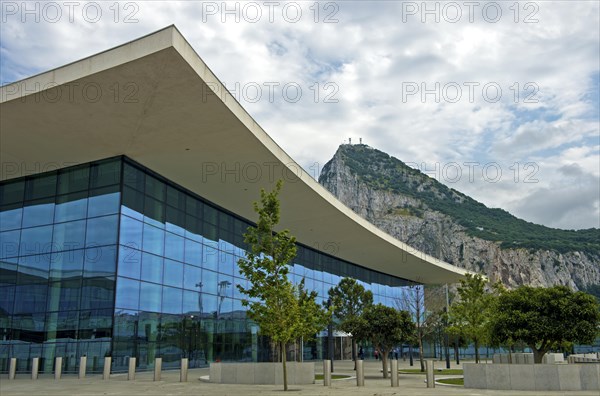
361, 304, 414, 378
237, 180, 328, 391
328, 277, 373, 368
489, 285, 600, 363
448, 274, 498, 363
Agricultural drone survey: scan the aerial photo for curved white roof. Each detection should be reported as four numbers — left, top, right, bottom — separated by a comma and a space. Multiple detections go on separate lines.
0, 26, 468, 284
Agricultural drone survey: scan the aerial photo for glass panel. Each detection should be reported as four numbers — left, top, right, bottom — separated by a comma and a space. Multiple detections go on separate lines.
89, 159, 121, 188
203, 245, 218, 271
166, 186, 185, 209
17, 254, 50, 283
0, 180, 25, 204
25, 173, 57, 200
0, 204, 22, 231
183, 265, 201, 290
88, 187, 120, 217
218, 251, 234, 275
204, 205, 217, 225
20, 225, 53, 256
142, 223, 164, 256
203, 222, 217, 243
182, 290, 200, 313
0, 286, 15, 314
119, 215, 143, 251
202, 270, 218, 295
52, 220, 86, 252
115, 277, 140, 310
123, 162, 145, 191
85, 215, 118, 247
184, 215, 202, 242
57, 165, 90, 194
165, 206, 185, 235
22, 198, 55, 227
145, 175, 165, 202
121, 186, 144, 220
79, 309, 113, 339
165, 232, 184, 262
139, 281, 161, 312
140, 253, 163, 284
185, 196, 202, 218
144, 196, 165, 227
184, 240, 202, 266
0, 257, 18, 286
13, 283, 48, 313
80, 276, 115, 310
117, 245, 141, 279
0, 230, 20, 259
201, 293, 218, 316
55, 192, 88, 222
162, 286, 182, 314
163, 259, 183, 288
47, 278, 82, 311
49, 249, 84, 281
84, 245, 117, 278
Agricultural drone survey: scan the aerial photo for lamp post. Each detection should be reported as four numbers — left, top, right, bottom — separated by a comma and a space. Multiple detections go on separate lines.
326, 298, 334, 372
445, 284, 450, 369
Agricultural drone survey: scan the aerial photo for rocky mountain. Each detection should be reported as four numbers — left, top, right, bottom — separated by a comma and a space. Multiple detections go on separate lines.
319, 144, 600, 291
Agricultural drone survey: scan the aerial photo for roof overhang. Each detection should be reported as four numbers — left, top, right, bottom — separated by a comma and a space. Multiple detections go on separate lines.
0, 26, 468, 284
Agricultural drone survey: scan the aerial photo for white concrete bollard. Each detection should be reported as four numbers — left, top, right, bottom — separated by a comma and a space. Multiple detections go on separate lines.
180, 358, 188, 382
426, 359, 435, 388
391, 359, 398, 387
103, 357, 111, 380
9, 358, 16, 380
154, 357, 162, 381
128, 357, 136, 380
323, 360, 331, 386
55, 357, 63, 380
79, 356, 87, 379
356, 359, 364, 386
31, 357, 39, 380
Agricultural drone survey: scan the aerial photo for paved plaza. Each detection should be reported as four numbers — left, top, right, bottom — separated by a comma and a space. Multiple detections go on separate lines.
1, 359, 598, 396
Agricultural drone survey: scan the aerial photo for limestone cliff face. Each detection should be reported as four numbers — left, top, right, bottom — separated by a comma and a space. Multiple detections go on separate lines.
319, 145, 600, 290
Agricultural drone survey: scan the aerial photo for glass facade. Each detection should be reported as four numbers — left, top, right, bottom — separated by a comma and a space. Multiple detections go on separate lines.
0, 156, 413, 373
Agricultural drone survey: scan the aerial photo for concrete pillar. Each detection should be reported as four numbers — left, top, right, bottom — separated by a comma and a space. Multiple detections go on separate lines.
153, 358, 162, 381
180, 358, 188, 382
323, 360, 331, 387
9, 358, 16, 379
391, 359, 398, 387
54, 357, 63, 380
31, 357, 39, 380
103, 357, 111, 380
79, 356, 87, 379
356, 359, 364, 387
128, 357, 136, 380
426, 359, 435, 388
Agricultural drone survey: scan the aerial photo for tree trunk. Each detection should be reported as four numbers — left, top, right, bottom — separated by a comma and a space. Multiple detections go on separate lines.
474, 339, 480, 364
531, 345, 549, 364
454, 343, 459, 364
381, 350, 389, 378
352, 338, 357, 370
281, 341, 288, 391
418, 336, 425, 372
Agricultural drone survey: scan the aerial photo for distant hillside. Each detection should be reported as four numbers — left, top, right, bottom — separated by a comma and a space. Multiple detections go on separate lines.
319, 144, 600, 289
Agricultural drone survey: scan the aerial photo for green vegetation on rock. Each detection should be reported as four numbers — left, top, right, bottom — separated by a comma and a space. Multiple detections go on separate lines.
320, 144, 599, 254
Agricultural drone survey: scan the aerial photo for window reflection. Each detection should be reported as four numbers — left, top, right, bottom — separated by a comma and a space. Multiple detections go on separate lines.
0, 156, 416, 370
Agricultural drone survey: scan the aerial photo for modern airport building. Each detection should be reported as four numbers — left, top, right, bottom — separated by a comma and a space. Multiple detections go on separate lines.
0, 26, 466, 373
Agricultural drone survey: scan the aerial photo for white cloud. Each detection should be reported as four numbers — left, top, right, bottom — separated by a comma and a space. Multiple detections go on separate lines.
1, 0, 598, 229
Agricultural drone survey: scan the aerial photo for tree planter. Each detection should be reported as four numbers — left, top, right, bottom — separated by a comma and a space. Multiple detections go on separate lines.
209, 362, 315, 385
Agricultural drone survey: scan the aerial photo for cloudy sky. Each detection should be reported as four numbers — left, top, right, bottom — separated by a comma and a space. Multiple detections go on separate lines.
1, 1, 599, 230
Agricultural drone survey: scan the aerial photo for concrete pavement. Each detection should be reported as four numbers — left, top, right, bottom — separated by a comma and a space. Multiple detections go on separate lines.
1, 359, 598, 395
